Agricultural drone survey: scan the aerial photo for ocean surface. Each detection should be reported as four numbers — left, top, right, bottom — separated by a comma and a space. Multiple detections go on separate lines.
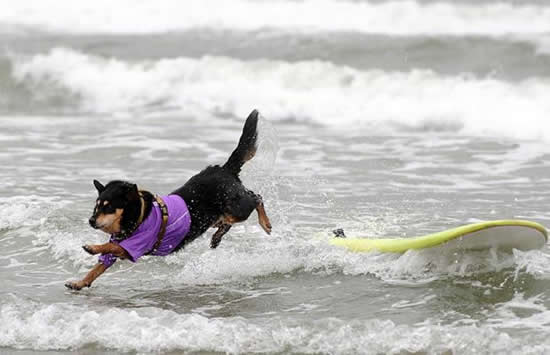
1, 0, 550, 354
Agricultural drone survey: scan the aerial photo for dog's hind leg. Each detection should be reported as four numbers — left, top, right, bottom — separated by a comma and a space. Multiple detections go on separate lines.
211, 223, 232, 249
233, 192, 272, 235
220, 190, 272, 239
255, 196, 272, 235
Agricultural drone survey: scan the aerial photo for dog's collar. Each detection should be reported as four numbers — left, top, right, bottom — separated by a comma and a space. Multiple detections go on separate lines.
112, 190, 146, 241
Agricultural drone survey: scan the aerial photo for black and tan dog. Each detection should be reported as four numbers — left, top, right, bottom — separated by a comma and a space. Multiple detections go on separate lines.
65, 110, 272, 290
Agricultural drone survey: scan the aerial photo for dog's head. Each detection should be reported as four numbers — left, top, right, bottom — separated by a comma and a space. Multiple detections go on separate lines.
89, 180, 140, 235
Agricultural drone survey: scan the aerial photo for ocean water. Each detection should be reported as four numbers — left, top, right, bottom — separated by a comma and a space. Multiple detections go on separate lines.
1, 0, 550, 354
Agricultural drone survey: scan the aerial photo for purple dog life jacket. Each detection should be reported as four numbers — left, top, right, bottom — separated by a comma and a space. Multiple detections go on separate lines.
98, 194, 191, 268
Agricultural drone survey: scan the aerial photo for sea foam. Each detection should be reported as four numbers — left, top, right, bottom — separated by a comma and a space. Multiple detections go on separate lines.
1, 296, 547, 354
11, 48, 550, 141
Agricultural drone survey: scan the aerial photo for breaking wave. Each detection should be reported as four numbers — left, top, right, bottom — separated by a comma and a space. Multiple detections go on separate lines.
9, 48, 550, 141
1, 295, 549, 354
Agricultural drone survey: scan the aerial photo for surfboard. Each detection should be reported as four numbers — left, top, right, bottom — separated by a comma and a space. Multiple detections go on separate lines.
330, 220, 548, 253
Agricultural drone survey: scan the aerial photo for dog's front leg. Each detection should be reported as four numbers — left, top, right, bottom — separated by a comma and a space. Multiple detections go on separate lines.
65, 262, 108, 290
82, 242, 130, 258
210, 223, 232, 249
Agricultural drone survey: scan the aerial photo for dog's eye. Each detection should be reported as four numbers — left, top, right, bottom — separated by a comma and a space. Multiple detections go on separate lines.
103, 205, 115, 213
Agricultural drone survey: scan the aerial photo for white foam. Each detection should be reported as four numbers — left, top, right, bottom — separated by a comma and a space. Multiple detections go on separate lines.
11, 48, 550, 142
1, 297, 547, 353
512, 249, 550, 280
485, 293, 550, 334
0, 195, 58, 229
0, 196, 102, 274
33, 227, 105, 269
2, 0, 550, 36
0, 195, 104, 269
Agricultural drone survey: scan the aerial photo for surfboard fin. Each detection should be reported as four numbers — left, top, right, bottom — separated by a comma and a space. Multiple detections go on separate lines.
333, 228, 346, 238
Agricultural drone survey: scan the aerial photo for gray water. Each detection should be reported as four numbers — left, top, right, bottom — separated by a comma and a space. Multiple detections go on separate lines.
2, 0, 550, 354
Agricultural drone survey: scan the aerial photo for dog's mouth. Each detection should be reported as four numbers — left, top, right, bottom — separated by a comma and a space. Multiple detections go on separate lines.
90, 212, 123, 234
89, 217, 99, 229
97, 222, 119, 234
89, 216, 106, 230
89, 218, 109, 231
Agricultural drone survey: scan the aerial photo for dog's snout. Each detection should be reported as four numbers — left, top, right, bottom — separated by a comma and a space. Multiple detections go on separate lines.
89, 216, 98, 228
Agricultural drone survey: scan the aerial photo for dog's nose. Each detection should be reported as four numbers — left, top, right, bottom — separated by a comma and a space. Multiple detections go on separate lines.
89, 217, 97, 228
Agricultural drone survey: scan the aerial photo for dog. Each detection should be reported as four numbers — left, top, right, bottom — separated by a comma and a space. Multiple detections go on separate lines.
65, 110, 272, 290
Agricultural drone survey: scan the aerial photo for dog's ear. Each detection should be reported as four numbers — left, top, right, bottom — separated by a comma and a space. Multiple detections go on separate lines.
126, 183, 140, 202
93, 180, 105, 194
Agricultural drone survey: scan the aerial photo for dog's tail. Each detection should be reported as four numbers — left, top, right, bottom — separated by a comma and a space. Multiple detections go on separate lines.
223, 109, 259, 176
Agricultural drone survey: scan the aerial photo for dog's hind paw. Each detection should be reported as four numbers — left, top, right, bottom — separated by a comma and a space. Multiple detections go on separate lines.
260, 220, 272, 235
65, 281, 87, 291
82, 245, 97, 255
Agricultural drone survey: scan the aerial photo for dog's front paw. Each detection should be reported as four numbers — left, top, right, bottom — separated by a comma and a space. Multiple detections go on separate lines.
210, 236, 222, 249
82, 245, 98, 255
65, 281, 88, 291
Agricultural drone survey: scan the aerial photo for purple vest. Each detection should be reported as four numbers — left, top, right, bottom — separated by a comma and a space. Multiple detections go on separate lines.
98, 195, 191, 268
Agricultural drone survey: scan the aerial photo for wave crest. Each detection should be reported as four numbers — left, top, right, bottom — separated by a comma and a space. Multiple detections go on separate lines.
1, 296, 546, 353
10, 48, 550, 141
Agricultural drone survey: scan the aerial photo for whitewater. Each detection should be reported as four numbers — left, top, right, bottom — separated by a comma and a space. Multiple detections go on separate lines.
2, 0, 550, 354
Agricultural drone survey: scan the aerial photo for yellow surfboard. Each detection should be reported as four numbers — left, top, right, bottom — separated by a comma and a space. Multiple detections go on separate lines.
330, 220, 548, 253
